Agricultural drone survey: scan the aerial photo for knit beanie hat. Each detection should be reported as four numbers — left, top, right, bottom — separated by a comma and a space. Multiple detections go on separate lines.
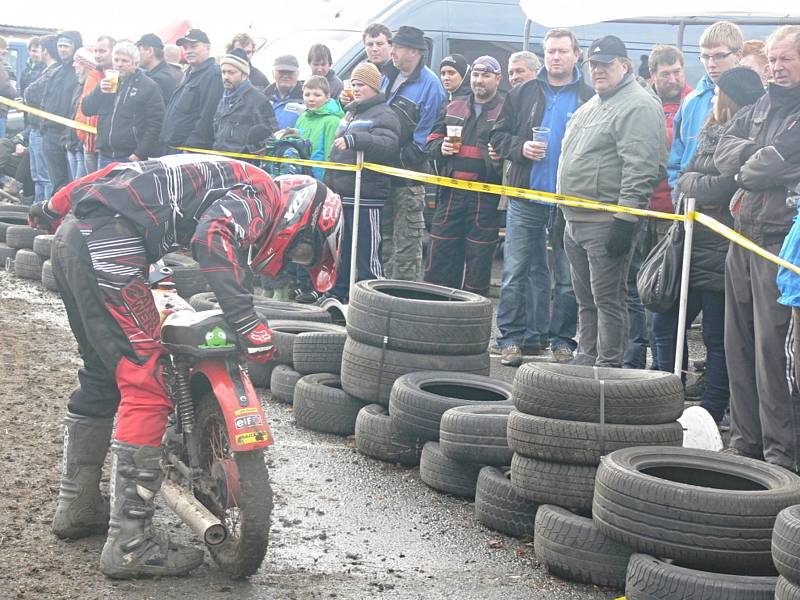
220, 47, 250, 76
73, 47, 97, 70
440, 54, 469, 78
716, 67, 765, 108
351, 62, 382, 92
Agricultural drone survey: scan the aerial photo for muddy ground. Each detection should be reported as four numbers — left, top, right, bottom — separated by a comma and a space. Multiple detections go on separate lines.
0, 269, 630, 600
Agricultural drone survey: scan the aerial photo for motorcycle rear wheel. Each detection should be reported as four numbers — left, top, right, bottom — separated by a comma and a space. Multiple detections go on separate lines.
191, 394, 273, 578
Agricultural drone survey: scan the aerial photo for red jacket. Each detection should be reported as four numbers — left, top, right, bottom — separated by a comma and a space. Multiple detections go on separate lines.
650, 84, 693, 213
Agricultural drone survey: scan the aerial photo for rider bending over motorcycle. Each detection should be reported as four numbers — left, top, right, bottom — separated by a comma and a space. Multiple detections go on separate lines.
29, 154, 342, 579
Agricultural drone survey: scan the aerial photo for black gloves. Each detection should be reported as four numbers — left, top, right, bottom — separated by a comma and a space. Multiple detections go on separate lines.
605, 217, 636, 258
28, 202, 58, 232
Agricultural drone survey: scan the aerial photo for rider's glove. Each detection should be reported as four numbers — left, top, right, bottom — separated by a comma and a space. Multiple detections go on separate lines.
28, 201, 59, 232
234, 316, 276, 363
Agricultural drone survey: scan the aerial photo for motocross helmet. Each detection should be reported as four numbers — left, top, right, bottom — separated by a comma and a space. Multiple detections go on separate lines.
249, 175, 342, 293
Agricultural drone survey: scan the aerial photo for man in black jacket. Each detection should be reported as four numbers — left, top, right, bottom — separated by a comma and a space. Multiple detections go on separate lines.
213, 48, 277, 153
160, 29, 223, 152
41, 30, 82, 195
425, 55, 505, 297
82, 41, 165, 166
489, 28, 594, 366
136, 33, 177, 105
326, 62, 400, 300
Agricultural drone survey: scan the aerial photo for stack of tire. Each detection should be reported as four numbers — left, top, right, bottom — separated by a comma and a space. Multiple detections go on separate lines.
6, 225, 47, 281
593, 447, 800, 599
509, 364, 684, 589
774, 505, 800, 599
34, 234, 59, 291
343, 280, 492, 468
389, 371, 514, 497
0, 205, 28, 266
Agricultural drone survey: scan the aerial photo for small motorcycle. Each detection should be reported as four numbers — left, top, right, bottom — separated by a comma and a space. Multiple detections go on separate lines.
151, 265, 273, 578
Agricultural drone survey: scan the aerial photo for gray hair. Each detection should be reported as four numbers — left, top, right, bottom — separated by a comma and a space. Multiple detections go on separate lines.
508, 50, 541, 73
112, 41, 140, 65
767, 25, 800, 56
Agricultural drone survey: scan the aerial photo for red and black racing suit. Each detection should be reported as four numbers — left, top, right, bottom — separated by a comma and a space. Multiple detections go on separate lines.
47, 155, 280, 446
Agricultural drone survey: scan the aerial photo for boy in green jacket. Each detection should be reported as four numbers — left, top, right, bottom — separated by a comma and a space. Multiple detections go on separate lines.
295, 75, 344, 180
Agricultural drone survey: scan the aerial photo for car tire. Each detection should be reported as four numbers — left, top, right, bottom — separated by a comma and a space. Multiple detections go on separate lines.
512, 363, 684, 425
41, 259, 60, 292
292, 330, 348, 375
189, 291, 333, 323
0, 212, 29, 243
593, 447, 800, 575
341, 338, 490, 406
346, 279, 493, 355
419, 441, 483, 499
0, 241, 16, 263
14, 248, 44, 280
268, 321, 346, 367
776, 576, 800, 600
506, 411, 683, 464
293, 373, 364, 436
474, 466, 538, 538
354, 404, 422, 466
439, 405, 514, 466
269, 364, 302, 404
33, 234, 54, 258
5, 225, 42, 250
773, 504, 800, 584
246, 360, 277, 389
510, 454, 595, 514
534, 504, 633, 589
625, 553, 777, 600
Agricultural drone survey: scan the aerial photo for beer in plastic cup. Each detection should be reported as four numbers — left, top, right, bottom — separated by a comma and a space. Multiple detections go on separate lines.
446, 125, 463, 152
104, 69, 120, 93
343, 80, 355, 102
532, 126, 551, 145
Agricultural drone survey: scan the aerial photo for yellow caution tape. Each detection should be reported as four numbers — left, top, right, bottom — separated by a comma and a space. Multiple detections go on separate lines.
693, 211, 800, 276
0, 96, 98, 134
174, 146, 361, 172
7, 95, 799, 276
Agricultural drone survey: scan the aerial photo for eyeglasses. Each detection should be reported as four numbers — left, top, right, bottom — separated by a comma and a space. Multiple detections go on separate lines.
699, 51, 734, 63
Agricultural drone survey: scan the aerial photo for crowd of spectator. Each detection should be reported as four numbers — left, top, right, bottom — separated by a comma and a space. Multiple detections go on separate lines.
1, 20, 799, 473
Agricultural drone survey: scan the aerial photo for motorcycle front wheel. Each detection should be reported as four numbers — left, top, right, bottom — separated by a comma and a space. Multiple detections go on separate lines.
191, 393, 273, 578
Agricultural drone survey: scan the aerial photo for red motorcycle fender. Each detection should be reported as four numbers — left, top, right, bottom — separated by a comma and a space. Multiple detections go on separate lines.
191, 359, 273, 451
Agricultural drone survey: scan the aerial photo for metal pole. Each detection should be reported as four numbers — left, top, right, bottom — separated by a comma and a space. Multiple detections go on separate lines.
523, 19, 532, 52
674, 197, 696, 378
348, 151, 365, 299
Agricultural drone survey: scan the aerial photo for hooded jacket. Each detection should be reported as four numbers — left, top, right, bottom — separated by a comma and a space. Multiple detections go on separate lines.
295, 97, 344, 179
325, 93, 401, 206
40, 31, 83, 140
265, 81, 304, 129
667, 73, 715, 192
22, 61, 59, 131
381, 59, 447, 182
557, 74, 667, 223
82, 68, 165, 159
490, 66, 594, 191
213, 80, 278, 154
160, 57, 224, 150
714, 83, 800, 245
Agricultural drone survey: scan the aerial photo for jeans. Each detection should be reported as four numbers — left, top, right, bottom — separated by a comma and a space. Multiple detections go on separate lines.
28, 130, 52, 203
496, 200, 576, 351
85, 150, 98, 174
42, 130, 71, 195
67, 149, 87, 181
0, 116, 6, 138
98, 155, 117, 169
651, 289, 729, 421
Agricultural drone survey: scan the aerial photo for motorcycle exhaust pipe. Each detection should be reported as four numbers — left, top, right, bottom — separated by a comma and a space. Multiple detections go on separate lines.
161, 479, 227, 546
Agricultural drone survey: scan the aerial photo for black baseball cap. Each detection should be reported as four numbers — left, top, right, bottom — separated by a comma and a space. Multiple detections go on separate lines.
176, 29, 210, 46
586, 35, 628, 63
135, 33, 164, 49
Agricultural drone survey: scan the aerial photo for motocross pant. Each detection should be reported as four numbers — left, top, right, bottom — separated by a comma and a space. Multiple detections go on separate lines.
51, 213, 172, 447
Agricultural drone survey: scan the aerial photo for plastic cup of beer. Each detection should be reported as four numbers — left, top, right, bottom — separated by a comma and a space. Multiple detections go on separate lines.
104, 69, 120, 93
532, 126, 551, 145
446, 125, 463, 152
343, 79, 355, 102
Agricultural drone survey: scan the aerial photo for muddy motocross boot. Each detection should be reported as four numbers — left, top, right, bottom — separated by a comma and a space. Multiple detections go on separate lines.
52, 412, 113, 539
100, 442, 204, 579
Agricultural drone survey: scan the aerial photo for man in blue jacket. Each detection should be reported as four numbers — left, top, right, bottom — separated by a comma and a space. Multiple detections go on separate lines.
668, 21, 743, 196
265, 55, 304, 129
381, 26, 446, 281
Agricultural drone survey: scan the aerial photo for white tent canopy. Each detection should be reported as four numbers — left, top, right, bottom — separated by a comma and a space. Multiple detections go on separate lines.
518, 0, 798, 28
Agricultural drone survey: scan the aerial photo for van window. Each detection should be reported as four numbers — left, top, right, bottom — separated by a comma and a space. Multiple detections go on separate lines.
448, 38, 524, 90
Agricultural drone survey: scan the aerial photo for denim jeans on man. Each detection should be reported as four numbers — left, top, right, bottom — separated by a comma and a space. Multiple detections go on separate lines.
624, 224, 650, 368
67, 149, 87, 181
496, 200, 576, 351
28, 129, 52, 203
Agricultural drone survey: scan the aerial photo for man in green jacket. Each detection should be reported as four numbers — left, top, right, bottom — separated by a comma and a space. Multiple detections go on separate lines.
557, 35, 666, 367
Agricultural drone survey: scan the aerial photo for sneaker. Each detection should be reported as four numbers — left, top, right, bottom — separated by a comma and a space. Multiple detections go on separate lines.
488, 343, 503, 356
718, 410, 730, 432
551, 346, 575, 363
684, 372, 706, 401
295, 290, 321, 304
500, 346, 523, 367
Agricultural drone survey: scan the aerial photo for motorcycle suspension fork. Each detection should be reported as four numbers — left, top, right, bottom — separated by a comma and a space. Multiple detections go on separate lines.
166, 358, 201, 468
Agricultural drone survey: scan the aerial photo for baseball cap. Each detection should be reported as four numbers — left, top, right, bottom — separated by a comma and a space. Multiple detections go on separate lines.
273, 54, 299, 72
176, 29, 210, 46
136, 33, 164, 49
586, 35, 628, 63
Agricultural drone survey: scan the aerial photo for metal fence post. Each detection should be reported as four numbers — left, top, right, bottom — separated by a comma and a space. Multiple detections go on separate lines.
674, 197, 696, 378
348, 151, 365, 299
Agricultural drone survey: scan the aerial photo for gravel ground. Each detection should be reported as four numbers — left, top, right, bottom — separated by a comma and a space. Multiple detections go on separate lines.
0, 268, 627, 600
